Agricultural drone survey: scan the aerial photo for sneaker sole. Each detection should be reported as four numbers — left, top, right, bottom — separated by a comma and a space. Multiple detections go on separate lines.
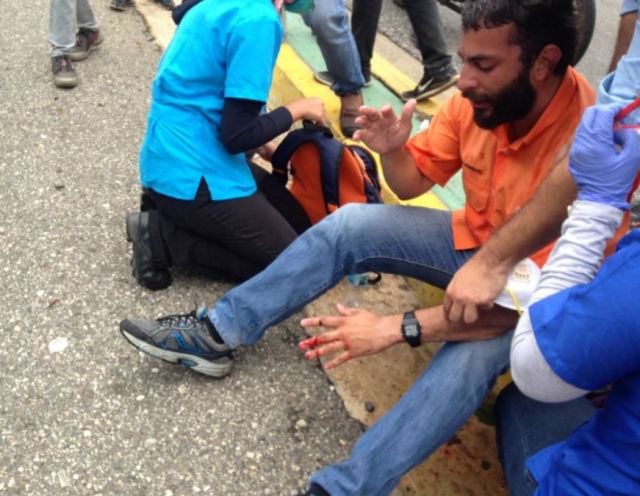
313, 71, 372, 88
54, 76, 78, 89
121, 328, 233, 378
400, 75, 460, 102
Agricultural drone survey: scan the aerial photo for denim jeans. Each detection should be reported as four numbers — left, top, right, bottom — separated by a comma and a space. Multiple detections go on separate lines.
495, 383, 595, 496
210, 204, 474, 348
49, 0, 98, 58
209, 204, 516, 494
302, 0, 364, 95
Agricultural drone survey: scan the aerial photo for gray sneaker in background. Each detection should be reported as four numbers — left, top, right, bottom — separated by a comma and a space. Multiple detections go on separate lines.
400, 68, 459, 102
110, 0, 133, 11
314, 70, 372, 88
153, 0, 175, 10
68, 28, 103, 62
52, 55, 78, 89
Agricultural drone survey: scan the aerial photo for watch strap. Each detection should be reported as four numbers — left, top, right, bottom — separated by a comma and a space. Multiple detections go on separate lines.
401, 310, 422, 348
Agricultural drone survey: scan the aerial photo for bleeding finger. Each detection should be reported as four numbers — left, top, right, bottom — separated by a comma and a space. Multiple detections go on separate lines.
304, 340, 345, 360
301, 315, 342, 329
298, 331, 340, 350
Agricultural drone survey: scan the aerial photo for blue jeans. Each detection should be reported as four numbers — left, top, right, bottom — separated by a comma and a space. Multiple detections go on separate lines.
210, 204, 515, 494
495, 384, 595, 496
302, 0, 364, 95
211, 204, 473, 348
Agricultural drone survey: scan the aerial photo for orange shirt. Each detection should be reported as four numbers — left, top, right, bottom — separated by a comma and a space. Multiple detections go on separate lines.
405, 67, 596, 267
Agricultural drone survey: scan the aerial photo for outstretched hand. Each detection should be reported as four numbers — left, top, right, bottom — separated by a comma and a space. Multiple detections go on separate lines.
352, 100, 417, 155
299, 304, 401, 370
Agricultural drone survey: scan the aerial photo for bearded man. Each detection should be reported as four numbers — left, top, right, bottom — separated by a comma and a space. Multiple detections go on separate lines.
119, 1, 630, 495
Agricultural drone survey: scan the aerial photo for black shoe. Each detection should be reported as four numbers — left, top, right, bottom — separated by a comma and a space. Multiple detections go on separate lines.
120, 308, 233, 377
153, 0, 175, 10
110, 0, 133, 10
126, 212, 172, 290
313, 70, 372, 88
400, 68, 459, 102
52, 55, 78, 89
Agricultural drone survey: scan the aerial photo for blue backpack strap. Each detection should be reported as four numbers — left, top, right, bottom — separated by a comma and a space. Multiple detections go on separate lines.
315, 132, 344, 208
271, 127, 345, 211
350, 145, 382, 203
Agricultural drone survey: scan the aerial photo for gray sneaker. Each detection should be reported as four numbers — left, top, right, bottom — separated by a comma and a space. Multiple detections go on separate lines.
153, 0, 175, 10
120, 308, 233, 378
68, 28, 103, 62
314, 70, 372, 88
52, 55, 78, 89
400, 69, 459, 102
110, 0, 133, 10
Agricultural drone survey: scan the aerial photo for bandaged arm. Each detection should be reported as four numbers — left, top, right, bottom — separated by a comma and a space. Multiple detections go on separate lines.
510, 200, 623, 402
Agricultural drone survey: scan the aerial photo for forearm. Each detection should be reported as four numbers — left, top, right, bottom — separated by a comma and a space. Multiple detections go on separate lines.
379, 304, 517, 352
476, 162, 576, 271
220, 98, 293, 155
608, 11, 639, 72
511, 201, 623, 402
380, 147, 435, 199
419, 304, 518, 342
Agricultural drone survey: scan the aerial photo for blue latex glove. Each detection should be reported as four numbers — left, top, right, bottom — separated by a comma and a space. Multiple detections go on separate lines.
569, 104, 640, 209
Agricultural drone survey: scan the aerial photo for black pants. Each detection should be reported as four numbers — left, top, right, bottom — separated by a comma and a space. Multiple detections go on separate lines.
146, 163, 310, 282
351, 0, 452, 77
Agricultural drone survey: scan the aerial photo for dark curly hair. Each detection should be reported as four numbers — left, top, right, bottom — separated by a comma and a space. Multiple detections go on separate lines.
461, 0, 577, 75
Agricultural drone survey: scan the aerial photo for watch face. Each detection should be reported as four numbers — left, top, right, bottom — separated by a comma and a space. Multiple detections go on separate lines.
404, 324, 419, 338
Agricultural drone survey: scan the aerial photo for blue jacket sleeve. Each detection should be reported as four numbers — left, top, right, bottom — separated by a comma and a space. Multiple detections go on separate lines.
529, 230, 640, 391
621, 0, 640, 15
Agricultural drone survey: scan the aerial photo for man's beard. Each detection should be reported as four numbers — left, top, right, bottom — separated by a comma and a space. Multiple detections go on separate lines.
463, 66, 536, 130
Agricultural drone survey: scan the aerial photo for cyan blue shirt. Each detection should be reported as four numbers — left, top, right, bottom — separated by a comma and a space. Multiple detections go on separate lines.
621, 0, 639, 15
140, 0, 283, 200
526, 229, 640, 495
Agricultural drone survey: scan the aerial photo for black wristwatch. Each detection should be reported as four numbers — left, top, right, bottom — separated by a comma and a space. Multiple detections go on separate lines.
401, 311, 422, 348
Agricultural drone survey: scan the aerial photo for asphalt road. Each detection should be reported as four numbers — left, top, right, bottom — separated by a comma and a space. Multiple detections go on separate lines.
0, 2, 362, 495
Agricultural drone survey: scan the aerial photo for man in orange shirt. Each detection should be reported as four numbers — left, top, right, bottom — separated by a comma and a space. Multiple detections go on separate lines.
119, 1, 615, 494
